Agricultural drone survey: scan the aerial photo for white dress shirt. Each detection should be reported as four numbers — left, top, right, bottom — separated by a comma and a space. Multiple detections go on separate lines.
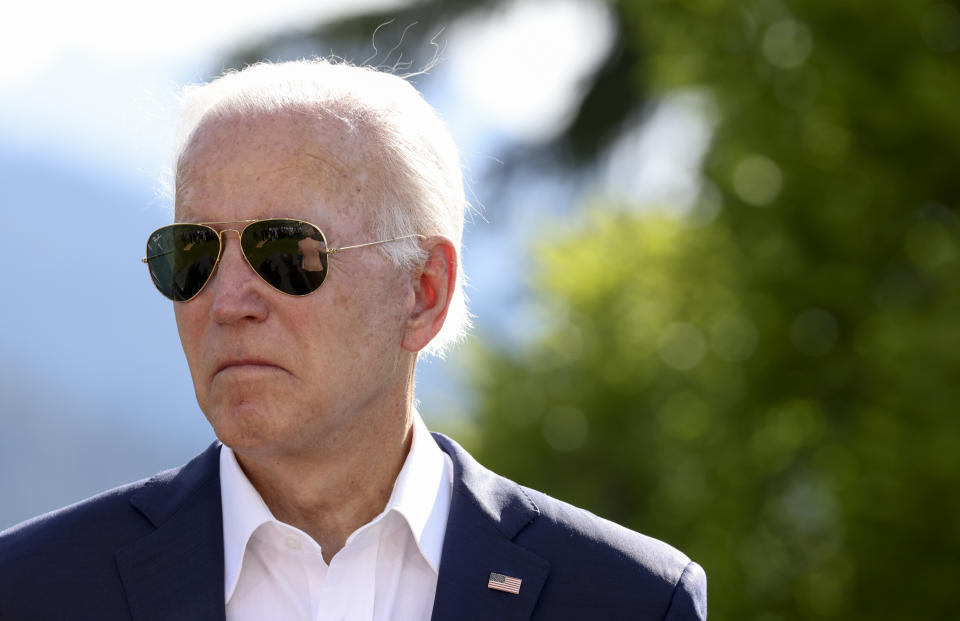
219, 413, 454, 621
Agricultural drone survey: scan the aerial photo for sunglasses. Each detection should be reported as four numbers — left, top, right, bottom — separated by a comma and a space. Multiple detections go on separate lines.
143, 218, 420, 302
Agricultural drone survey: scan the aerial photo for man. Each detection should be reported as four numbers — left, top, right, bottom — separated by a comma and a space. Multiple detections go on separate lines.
0, 60, 706, 620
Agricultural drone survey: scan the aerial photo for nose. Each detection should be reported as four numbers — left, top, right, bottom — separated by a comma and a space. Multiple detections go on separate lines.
208, 231, 270, 324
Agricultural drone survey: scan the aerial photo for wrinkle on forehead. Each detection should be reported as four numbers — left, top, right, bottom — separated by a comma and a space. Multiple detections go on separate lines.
177, 163, 300, 213
174, 109, 380, 225
300, 148, 350, 180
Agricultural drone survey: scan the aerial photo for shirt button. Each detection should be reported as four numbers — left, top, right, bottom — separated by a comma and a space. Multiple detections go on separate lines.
285, 535, 302, 550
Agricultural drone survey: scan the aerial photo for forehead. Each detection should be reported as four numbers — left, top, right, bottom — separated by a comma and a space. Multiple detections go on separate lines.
176, 109, 376, 227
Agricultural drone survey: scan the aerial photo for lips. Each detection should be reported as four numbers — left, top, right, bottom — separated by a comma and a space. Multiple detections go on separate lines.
214, 358, 287, 376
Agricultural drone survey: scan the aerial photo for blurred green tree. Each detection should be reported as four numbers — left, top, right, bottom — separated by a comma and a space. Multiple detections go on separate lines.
226, 0, 960, 617
462, 1, 960, 619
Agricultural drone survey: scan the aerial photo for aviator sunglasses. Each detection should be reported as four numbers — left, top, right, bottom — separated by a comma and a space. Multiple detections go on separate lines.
143, 218, 420, 302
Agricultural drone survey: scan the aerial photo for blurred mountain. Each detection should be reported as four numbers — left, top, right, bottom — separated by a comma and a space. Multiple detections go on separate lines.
0, 144, 215, 529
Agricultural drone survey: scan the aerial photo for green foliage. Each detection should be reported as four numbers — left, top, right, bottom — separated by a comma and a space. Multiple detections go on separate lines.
461, 1, 960, 619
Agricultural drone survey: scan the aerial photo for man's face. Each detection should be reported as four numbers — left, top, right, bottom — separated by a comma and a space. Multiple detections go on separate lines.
173, 110, 414, 459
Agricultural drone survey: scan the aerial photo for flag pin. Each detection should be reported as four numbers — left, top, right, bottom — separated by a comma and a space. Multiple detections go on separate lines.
488, 572, 522, 594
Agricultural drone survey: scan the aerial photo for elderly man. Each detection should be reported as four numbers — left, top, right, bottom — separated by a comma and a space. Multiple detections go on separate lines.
0, 60, 706, 620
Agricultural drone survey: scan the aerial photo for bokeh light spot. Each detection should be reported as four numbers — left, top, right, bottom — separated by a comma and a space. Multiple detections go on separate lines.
904, 220, 957, 271
710, 313, 759, 362
762, 19, 813, 69
733, 154, 783, 206
687, 181, 724, 227
659, 322, 707, 370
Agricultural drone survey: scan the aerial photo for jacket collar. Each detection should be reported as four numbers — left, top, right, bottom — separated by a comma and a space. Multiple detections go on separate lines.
430, 433, 550, 621
112, 434, 551, 621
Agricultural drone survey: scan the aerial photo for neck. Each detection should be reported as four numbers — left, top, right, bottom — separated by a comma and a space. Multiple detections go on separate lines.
233, 385, 416, 564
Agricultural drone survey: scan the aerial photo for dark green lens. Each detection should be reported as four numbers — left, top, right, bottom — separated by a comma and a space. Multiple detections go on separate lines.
241, 219, 328, 296
145, 224, 220, 301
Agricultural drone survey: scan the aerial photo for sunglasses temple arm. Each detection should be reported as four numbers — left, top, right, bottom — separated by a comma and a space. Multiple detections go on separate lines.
141, 233, 425, 261
327, 234, 424, 255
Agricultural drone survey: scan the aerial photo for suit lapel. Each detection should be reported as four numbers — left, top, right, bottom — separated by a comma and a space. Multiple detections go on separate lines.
431, 434, 550, 621
112, 435, 549, 620
116, 443, 226, 621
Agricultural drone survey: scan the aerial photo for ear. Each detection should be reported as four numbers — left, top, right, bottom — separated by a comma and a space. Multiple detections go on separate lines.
401, 236, 457, 353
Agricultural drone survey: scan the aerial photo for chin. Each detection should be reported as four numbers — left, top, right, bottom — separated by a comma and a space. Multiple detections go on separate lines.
204, 400, 292, 453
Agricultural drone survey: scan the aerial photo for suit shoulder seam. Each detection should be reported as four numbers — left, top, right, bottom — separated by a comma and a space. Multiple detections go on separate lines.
659, 560, 697, 621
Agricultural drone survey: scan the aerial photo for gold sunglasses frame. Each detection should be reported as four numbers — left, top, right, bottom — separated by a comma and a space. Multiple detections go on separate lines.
142, 218, 422, 301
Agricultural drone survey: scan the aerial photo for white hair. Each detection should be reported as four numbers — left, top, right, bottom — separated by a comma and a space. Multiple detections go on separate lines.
172, 59, 470, 357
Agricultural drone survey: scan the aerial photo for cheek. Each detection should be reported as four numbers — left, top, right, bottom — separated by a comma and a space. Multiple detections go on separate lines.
174, 304, 207, 367
348, 275, 410, 352
174, 306, 192, 346
304, 274, 402, 362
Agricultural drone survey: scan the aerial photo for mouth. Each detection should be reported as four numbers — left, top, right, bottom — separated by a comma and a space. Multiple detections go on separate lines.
214, 359, 287, 376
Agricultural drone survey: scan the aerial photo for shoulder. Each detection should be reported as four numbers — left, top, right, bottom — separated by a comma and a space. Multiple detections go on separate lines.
0, 443, 221, 614
0, 443, 220, 559
0, 476, 154, 565
520, 484, 691, 575
520, 485, 707, 619
0, 474, 158, 616
432, 432, 706, 620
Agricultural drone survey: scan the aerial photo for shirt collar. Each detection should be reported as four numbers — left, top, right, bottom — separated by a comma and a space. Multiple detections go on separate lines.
380, 410, 451, 574
220, 442, 276, 603
219, 410, 452, 602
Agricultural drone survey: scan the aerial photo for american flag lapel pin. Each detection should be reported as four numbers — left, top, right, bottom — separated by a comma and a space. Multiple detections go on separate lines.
488, 572, 522, 595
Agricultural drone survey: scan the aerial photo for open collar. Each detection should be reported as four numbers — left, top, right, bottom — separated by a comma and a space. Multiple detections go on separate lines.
112, 430, 551, 621
219, 411, 452, 601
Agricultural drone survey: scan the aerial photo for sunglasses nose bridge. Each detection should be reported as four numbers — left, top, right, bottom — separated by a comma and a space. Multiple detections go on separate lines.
218, 228, 243, 240
224, 227, 259, 268
204, 228, 271, 323
210, 227, 255, 283
215, 228, 244, 257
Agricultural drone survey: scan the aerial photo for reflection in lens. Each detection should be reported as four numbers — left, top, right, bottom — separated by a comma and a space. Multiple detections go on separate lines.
298, 237, 326, 272
146, 224, 220, 301
242, 219, 327, 296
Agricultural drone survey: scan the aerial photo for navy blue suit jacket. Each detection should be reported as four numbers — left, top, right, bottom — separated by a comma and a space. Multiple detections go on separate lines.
0, 434, 706, 620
